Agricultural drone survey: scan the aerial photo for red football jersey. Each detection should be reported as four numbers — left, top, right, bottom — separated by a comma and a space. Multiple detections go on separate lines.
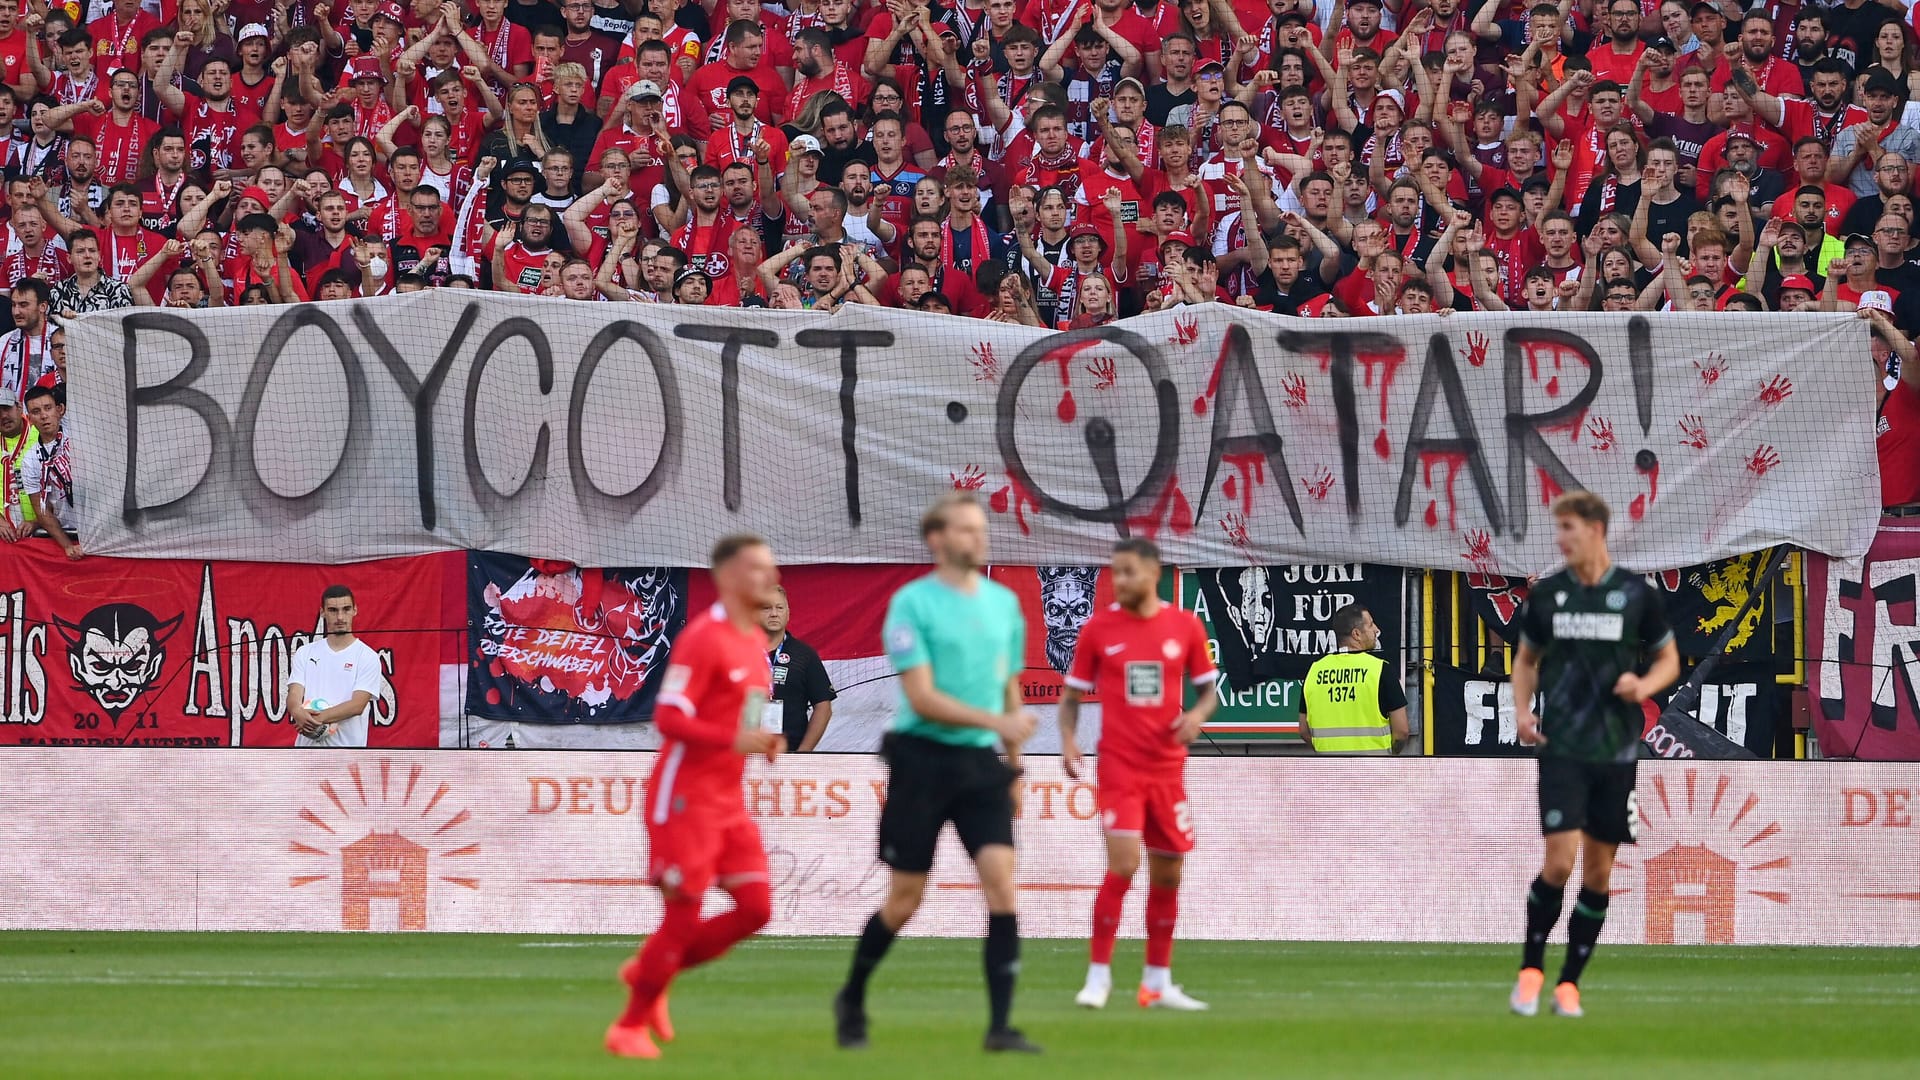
1065, 602, 1217, 776
648, 604, 772, 819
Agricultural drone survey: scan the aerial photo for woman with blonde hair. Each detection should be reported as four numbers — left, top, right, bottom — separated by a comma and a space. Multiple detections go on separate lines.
478, 82, 551, 162
1062, 272, 1118, 329
173, 0, 237, 79
789, 90, 847, 142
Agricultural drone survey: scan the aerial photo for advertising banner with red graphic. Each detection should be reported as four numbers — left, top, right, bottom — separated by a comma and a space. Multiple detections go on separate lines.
465, 553, 688, 724
1808, 524, 1920, 760
2, 750, 1915, 945
0, 547, 446, 747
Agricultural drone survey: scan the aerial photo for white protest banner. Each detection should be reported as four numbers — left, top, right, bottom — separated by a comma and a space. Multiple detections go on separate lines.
67, 297, 1879, 572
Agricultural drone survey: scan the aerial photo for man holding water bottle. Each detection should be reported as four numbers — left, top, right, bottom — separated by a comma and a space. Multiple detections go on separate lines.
287, 585, 384, 748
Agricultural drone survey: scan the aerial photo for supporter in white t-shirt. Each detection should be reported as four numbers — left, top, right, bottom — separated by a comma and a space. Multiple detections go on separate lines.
287, 585, 385, 748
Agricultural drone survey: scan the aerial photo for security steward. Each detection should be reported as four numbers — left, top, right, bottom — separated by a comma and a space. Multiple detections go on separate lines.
1301, 602, 1410, 754
763, 585, 837, 752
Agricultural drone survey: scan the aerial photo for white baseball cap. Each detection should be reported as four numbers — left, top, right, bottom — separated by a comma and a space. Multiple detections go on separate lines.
1859, 289, 1895, 314
238, 23, 270, 43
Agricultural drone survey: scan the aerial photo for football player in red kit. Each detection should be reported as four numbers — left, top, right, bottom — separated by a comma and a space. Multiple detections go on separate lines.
1058, 537, 1218, 1012
606, 533, 786, 1060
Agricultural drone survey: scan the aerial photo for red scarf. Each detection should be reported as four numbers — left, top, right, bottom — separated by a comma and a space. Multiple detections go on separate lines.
784, 7, 825, 39
940, 216, 988, 272
727, 119, 762, 164
52, 68, 97, 107
1032, 0, 1081, 42
675, 211, 730, 270
481, 20, 513, 71
1023, 141, 1080, 195
987, 71, 1037, 115
788, 65, 860, 124
354, 99, 395, 139
1134, 118, 1158, 170
102, 14, 140, 62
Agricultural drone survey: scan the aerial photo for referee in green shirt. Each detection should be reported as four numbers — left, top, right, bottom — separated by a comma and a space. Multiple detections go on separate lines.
835, 493, 1042, 1054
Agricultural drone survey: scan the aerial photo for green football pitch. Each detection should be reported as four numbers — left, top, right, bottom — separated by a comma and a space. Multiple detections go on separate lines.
1, 932, 1915, 1078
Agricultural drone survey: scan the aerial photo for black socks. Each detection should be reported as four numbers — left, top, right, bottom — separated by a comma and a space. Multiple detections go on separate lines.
985, 912, 1019, 1031
1559, 888, 1610, 986
842, 911, 897, 1009
1523, 875, 1565, 972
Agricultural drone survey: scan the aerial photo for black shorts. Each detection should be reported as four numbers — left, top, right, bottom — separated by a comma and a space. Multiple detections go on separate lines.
876, 733, 1016, 873
1537, 756, 1641, 846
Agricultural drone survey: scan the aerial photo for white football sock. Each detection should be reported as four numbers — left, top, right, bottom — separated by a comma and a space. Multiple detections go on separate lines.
1085, 962, 1111, 987
1143, 965, 1171, 992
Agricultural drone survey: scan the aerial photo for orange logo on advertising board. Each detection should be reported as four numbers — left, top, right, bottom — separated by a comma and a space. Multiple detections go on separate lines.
287, 760, 479, 930
1614, 768, 1790, 945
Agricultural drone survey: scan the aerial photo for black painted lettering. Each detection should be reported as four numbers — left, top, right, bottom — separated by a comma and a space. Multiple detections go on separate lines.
1629, 315, 1653, 435
1395, 333, 1503, 531
353, 302, 479, 530
120, 312, 229, 528
1192, 323, 1302, 533
463, 317, 554, 510
235, 306, 368, 520
568, 320, 682, 520
795, 329, 894, 525
1503, 329, 1602, 538
996, 325, 1179, 528
676, 324, 780, 512
1275, 328, 1402, 518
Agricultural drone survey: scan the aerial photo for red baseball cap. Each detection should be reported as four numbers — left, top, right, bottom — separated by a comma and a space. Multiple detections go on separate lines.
1779, 274, 1816, 294
1067, 221, 1109, 252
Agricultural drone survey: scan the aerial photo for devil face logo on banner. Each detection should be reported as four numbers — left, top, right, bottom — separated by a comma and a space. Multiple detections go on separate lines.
1036, 566, 1099, 673
52, 603, 183, 716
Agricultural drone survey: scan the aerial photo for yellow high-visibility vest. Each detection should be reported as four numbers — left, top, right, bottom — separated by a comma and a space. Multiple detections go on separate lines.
1301, 650, 1393, 754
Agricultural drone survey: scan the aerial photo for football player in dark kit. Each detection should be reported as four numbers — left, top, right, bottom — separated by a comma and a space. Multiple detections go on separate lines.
1508, 492, 1679, 1020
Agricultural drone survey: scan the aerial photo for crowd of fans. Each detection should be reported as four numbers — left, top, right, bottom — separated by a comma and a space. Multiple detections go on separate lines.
0, 0, 1916, 532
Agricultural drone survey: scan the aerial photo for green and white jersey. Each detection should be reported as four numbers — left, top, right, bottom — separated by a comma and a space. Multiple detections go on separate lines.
1516, 566, 1674, 764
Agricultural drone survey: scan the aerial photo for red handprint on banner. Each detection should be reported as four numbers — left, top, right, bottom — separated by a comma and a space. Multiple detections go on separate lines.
1694, 354, 1727, 387
1757, 375, 1794, 406
1303, 466, 1336, 501
1086, 356, 1117, 390
1586, 416, 1616, 452
969, 342, 999, 383
1282, 372, 1308, 410
1678, 414, 1709, 450
1460, 330, 1489, 368
1746, 445, 1781, 476
1220, 511, 1251, 555
1463, 529, 1497, 577
1171, 314, 1199, 346
950, 465, 987, 491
